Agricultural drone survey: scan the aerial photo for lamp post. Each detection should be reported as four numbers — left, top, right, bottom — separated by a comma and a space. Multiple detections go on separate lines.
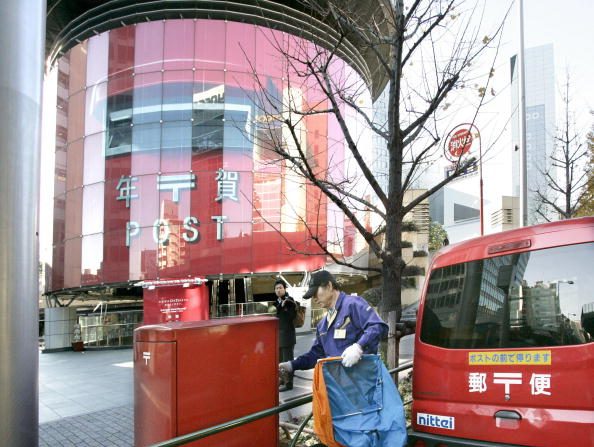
518, 0, 528, 227
556, 280, 575, 318
556, 280, 574, 297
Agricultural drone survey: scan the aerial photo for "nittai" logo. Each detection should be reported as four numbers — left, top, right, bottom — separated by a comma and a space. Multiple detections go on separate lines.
417, 412, 455, 430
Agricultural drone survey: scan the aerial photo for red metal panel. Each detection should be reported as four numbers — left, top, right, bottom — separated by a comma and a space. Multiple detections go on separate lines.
134, 339, 177, 446
108, 25, 135, 79
176, 317, 278, 446
143, 285, 209, 324
412, 344, 594, 445
134, 317, 278, 447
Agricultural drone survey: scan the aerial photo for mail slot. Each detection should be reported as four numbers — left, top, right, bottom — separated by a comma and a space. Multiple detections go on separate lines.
134, 316, 278, 446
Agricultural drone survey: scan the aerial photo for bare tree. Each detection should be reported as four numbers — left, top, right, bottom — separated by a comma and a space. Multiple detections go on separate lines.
576, 116, 594, 216
534, 76, 589, 221
248, 0, 508, 367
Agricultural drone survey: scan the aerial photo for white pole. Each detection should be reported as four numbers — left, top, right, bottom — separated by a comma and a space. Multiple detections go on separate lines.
0, 0, 44, 445
518, 0, 528, 227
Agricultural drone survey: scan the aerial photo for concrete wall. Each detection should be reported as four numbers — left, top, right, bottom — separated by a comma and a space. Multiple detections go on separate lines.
43, 307, 77, 351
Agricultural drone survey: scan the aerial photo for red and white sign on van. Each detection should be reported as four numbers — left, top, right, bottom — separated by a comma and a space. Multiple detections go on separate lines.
444, 124, 477, 162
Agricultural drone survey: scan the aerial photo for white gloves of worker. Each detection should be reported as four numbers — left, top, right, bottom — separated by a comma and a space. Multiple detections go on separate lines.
341, 343, 363, 367
279, 361, 293, 374
279, 344, 362, 372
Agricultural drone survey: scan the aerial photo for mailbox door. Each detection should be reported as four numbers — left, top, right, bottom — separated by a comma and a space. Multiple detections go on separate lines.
177, 318, 278, 446
134, 340, 177, 446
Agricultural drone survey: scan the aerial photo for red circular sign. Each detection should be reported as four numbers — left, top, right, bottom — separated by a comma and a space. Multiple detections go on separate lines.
447, 128, 473, 158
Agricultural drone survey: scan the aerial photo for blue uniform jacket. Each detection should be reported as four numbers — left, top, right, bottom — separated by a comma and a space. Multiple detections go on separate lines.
291, 292, 388, 371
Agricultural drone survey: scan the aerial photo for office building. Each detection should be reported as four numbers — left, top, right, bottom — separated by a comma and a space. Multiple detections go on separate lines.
510, 44, 556, 224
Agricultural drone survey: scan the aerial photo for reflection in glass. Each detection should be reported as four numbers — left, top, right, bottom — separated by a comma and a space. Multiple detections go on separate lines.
68, 42, 88, 95
53, 19, 367, 286
164, 20, 194, 70
133, 72, 162, 124
64, 187, 83, 240
226, 21, 255, 70
85, 82, 107, 136
67, 91, 85, 144
162, 121, 191, 150
64, 237, 82, 288
66, 139, 84, 191
134, 21, 164, 74
128, 174, 159, 227
86, 32, 109, 86
108, 26, 135, 77
106, 87, 132, 156
161, 121, 192, 172
162, 72, 193, 121
81, 234, 104, 284
192, 88, 224, 154
195, 20, 225, 70
132, 122, 161, 153
83, 133, 106, 185
128, 227, 158, 280
82, 183, 105, 236
421, 243, 594, 348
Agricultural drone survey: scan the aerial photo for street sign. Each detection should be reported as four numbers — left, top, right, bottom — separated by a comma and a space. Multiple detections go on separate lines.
446, 128, 473, 160
443, 122, 483, 235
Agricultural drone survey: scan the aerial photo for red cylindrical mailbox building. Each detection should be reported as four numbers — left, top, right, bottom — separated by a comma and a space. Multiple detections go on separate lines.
134, 316, 278, 446
43, 1, 385, 327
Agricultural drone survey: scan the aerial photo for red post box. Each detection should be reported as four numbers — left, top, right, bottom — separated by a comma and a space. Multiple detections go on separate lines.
134, 316, 279, 447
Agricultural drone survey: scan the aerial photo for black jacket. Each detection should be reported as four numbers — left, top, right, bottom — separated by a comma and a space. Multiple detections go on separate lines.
273, 294, 297, 347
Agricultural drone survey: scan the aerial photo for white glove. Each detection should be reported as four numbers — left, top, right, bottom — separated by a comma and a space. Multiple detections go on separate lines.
279, 361, 293, 374
341, 343, 363, 367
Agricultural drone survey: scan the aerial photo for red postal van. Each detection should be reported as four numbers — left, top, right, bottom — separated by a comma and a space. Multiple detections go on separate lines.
408, 217, 594, 446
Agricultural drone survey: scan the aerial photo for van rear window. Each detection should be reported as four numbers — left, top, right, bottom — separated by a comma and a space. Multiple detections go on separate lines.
420, 242, 594, 349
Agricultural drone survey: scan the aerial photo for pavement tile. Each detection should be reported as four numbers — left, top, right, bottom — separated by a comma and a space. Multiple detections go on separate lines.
40, 405, 134, 447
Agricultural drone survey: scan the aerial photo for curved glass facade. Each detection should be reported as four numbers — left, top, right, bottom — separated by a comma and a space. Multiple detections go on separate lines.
51, 19, 370, 291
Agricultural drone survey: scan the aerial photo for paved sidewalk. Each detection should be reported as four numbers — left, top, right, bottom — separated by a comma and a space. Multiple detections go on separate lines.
39, 349, 135, 446
40, 404, 133, 447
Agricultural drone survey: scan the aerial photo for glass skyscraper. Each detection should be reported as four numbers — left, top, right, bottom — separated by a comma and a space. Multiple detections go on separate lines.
510, 44, 556, 224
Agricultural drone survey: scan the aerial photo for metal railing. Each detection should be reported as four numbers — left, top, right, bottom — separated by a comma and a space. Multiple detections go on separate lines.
310, 308, 326, 328
80, 322, 141, 347
215, 303, 326, 332
149, 360, 414, 447
216, 301, 276, 318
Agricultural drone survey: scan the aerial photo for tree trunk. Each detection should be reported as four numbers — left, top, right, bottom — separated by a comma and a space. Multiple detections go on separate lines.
380, 227, 404, 369
385, 310, 400, 370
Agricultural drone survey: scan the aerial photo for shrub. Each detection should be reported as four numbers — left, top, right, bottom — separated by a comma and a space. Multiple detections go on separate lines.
361, 287, 382, 307
413, 250, 428, 257
403, 265, 425, 276
402, 221, 418, 232
401, 276, 416, 288
398, 372, 413, 424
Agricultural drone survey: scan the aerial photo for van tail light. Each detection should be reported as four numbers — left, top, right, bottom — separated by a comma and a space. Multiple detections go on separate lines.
487, 238, 531, 254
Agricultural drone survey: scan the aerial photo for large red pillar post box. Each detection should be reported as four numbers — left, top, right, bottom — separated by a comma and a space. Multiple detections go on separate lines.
134, 316, 279, 447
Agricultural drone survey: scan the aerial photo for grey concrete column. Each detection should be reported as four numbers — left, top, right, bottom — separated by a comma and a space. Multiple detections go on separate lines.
0, 1, 45, 446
